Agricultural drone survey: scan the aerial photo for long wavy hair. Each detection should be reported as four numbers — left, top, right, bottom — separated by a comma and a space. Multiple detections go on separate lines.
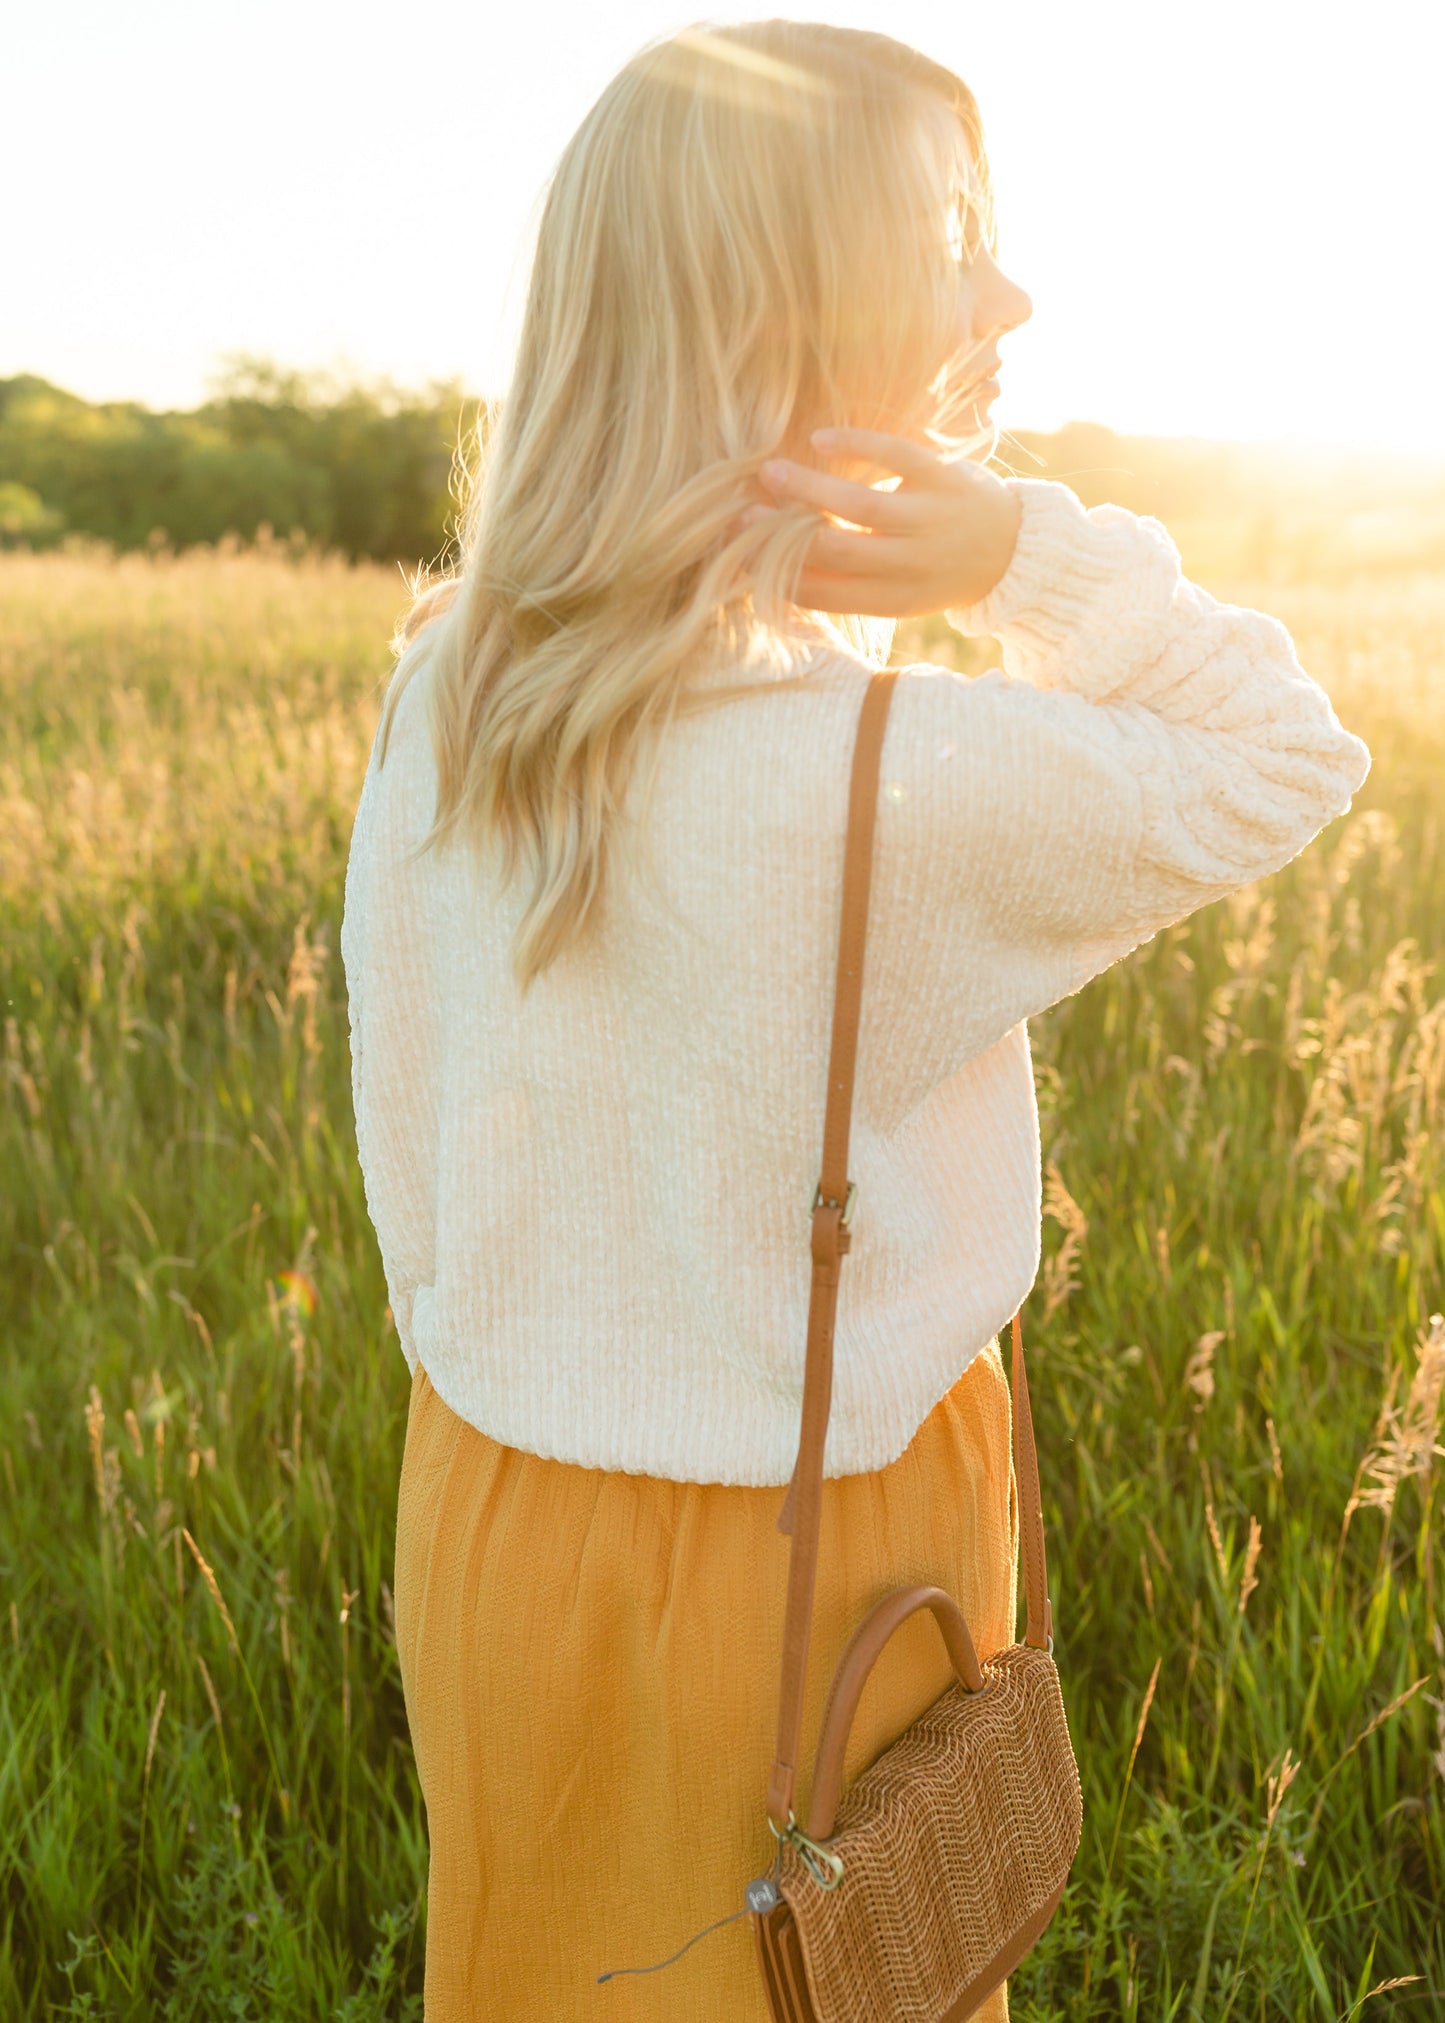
376, 19, 1000, 992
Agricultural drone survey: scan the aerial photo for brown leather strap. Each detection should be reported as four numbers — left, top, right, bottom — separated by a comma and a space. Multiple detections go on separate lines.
766, 669, 1052, 1835
1011, 1310, 1053, 1652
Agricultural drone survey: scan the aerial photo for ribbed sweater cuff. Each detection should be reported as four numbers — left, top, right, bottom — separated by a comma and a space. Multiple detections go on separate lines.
944, 478, 1180, 698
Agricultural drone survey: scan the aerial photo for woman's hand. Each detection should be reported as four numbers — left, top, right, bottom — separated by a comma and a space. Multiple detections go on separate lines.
749, 427, 1022, 618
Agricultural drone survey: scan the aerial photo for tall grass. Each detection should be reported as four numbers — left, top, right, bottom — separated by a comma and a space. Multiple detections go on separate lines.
1, 541, 1442, 2018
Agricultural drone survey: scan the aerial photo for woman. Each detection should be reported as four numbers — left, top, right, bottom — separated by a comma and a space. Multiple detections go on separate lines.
340, 21, 1370, 2020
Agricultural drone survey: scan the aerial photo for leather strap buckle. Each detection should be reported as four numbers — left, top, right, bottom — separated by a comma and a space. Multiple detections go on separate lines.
811, 1180, 857, 1228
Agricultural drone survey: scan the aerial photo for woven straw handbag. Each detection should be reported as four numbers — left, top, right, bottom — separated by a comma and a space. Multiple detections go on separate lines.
750, 667, 1084, 2023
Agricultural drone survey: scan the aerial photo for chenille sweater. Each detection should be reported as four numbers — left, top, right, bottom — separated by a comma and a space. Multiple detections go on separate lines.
340, 476, 1370, 1486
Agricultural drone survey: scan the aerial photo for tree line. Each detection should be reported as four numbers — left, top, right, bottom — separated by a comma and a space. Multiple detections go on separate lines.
2, 363, 1440, 575
0, 361, 467, 563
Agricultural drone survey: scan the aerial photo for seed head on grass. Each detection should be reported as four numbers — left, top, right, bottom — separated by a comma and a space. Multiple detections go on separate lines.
195, 1650, 224, 1737
273, 1567, 294, 1670
143, 1688, 166, 1786
1265, 1744, 1299, 1829
1344, 1314, 1445, 1531
1040, 1162, 1088, 1323
85, 1385, 113, 1514
1105, 1653, 1161, 1882
1203, 1491, 1229, 1586
1237, 1515, 1263, 1616
1265, 1414, 1284, 1485
1352, 1675, 1429, 1751
1306, 1673, 1436, 1845
1184, 1332, 1222, 1410
182, 1528, 240, 1655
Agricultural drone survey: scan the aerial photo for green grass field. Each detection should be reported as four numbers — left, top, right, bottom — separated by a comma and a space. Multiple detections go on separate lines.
2, 537, 1442, 2019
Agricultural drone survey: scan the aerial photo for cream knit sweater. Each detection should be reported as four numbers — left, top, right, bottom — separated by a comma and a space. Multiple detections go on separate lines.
340, 476, 1370, 1486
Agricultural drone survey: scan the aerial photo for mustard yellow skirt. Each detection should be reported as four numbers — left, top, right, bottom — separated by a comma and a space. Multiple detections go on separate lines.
394, 1343, 1019, 2022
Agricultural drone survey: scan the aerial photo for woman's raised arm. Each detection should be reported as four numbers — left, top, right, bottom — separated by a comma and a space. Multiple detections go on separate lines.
855, 473, 1371, 1071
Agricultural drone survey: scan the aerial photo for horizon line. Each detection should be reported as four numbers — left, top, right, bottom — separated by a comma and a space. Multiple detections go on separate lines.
4, 364, 1445, 471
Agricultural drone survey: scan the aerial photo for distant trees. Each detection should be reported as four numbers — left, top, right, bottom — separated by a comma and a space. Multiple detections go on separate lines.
4, 367, 1442, 580
0, 377, 1227, 565
0, 361, 474, 561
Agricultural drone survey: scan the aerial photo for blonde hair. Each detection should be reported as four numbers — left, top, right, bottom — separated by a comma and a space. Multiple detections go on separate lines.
377, 19, 999, 992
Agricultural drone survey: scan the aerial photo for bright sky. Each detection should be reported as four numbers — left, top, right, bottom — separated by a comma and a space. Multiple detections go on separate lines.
6, 0, 1443, 453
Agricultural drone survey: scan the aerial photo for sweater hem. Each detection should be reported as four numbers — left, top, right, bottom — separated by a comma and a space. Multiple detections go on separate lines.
410, 1335, 1001, 1489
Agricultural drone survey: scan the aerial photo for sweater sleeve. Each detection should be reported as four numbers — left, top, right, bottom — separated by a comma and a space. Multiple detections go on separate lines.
877, 477, 1372, 1069
339, 675, 441, 1374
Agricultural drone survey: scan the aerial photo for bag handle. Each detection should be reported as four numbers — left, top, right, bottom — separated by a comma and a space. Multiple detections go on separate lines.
765, 668, 1053, 1837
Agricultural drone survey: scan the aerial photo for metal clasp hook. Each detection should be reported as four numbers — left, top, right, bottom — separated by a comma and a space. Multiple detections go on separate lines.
767, 1808, 845, 1890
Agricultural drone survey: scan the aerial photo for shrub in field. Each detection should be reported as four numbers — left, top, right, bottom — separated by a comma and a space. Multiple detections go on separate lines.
0, 480, 65, 550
